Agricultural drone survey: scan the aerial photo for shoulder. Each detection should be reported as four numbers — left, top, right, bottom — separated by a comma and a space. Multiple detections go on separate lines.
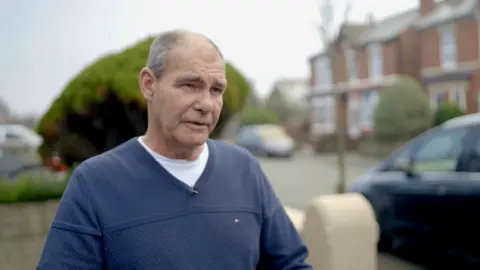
208, 139, 260, 166
208, 139, 265, 182
73, 139, 136, 181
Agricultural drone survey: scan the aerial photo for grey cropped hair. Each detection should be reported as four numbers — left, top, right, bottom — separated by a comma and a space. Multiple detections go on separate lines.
146, 30, 223, 78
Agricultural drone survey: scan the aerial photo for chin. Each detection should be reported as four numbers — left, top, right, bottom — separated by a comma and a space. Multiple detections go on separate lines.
181, 134, 209, 146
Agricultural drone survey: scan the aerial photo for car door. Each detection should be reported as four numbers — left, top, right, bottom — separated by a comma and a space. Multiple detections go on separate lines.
397, 125, 472, 250
444, 124, 480, 259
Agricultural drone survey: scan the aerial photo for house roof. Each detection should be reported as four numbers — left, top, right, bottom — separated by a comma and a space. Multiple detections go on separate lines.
308, 23, 370, 61
357, 9, 419, 46
339, 24, 372, 46
414, 0, 477, 30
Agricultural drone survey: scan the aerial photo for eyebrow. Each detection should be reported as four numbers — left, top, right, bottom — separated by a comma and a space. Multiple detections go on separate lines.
177, 75, 227, 89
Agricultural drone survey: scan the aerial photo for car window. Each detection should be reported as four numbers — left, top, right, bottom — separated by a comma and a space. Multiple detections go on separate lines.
465, 128, 480, 172
257, 125, 289, 141
237, 127, 257, 144
411, 127, 468, 173
382, 130, 431, 171
5, 132, 19, 139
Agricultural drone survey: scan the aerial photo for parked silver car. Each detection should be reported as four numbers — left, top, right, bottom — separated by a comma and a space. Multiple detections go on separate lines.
235, 124, 295, 158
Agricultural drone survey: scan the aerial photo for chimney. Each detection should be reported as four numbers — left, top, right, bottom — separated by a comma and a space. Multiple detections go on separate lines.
420, 0, 436, 16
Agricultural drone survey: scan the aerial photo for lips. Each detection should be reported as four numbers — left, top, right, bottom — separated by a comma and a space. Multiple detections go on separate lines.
185, 121, 209, 130
186, 121, 208, 126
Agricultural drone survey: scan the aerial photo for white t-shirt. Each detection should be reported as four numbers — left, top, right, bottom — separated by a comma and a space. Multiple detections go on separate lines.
137, 137, 209, 187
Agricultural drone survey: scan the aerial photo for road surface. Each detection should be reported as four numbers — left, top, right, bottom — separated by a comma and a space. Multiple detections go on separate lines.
258, 152, 426, 270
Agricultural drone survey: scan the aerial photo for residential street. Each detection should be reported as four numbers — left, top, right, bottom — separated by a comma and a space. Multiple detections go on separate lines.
258, 152, 426, 270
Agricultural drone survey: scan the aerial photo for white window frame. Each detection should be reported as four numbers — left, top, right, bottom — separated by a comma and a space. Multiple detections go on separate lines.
440, 25, 457, 70
368, 43, 383, 81
314, 56, 332, 89
361, 91, 380, 128
450, 87, 466, 111
347, 96, 362, 139
346, 49, 357, 82
429, 89, 447, 109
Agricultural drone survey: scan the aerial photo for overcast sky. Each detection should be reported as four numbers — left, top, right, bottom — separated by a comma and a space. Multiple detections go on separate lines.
0, 0, 416, 116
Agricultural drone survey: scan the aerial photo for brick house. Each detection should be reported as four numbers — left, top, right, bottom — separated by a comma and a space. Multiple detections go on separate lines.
308, 24, 369, 149
309, 10, 421, 151
344, 9, 420, 139
415, 0, 480, 113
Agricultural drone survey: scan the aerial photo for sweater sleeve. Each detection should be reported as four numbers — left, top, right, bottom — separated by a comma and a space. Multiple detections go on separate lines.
255, 162, 312, 269
37, 169, 104, 269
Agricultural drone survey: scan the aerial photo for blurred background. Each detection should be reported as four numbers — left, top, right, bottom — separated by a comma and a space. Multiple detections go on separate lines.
1, 0, 478, 269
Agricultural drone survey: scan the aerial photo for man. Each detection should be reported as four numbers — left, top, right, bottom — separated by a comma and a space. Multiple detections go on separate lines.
37, 30, 311, 269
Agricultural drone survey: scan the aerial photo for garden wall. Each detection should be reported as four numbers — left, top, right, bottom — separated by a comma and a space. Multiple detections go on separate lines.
0, 200, 58, 270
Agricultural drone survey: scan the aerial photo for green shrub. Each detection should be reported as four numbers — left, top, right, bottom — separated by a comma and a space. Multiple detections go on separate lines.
433, 102, 464, 126
0, 173, 69, 204
37, 36, 250, 165
374, 76, 433, 142
239, 107, 280, 126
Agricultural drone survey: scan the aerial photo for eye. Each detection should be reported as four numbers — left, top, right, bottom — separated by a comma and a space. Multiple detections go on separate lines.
182, 83, 196, 91
211, 88, 223, 94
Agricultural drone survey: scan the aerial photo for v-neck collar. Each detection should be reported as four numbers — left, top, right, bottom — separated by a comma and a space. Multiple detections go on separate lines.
128, 137, 216, 194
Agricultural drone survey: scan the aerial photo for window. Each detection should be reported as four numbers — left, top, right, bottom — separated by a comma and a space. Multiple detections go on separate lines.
440, 25, 457, 70
368, 44, 383, 80
5, 132, 19, 139
314, 56, 332, 87
412, 127, 468, 173
346, 49, 357, 81
347, 97, 362, 138
361, 91, 379, 126
325, 97, 335, 125
237, 127, 258, 146
466, 135, 480, 172
429, 89, 447, 109
450, 87, 466, 110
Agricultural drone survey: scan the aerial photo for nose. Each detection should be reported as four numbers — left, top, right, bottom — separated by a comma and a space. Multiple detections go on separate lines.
193, 90, 214, 114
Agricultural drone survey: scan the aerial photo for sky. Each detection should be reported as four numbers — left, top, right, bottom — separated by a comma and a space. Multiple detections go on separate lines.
0, 0, 417, 116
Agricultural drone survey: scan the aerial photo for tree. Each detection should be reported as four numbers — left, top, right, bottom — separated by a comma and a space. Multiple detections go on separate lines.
264, 87, 290, 123
317, 0, 351, 47
317, 0, 351, 193
37, 36, 250, 165
239, 107, 280, 126
374, 76, 433, 142
433, 103, 464, 126
0, 98, 10, 123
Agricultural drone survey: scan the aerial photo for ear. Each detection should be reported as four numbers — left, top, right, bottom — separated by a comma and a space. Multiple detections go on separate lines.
139, 67, 156, 102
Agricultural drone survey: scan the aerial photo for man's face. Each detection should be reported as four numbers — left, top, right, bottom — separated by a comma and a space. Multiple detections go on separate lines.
141, 41, 226, 148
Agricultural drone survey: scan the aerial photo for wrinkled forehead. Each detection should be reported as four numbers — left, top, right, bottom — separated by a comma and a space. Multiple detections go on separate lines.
166, 45, 227, 87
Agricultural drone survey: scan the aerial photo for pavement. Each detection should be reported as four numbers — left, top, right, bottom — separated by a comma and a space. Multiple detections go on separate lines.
257, 151, 426, 270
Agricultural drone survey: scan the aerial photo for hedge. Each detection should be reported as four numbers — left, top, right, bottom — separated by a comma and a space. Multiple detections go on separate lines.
36, 35, 250, 165
0, 174, 69, 204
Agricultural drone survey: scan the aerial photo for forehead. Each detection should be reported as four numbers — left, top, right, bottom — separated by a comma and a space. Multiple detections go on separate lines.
165, 43, 226, 83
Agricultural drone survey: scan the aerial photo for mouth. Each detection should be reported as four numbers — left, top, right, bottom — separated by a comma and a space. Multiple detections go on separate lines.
185, 121, 208, 129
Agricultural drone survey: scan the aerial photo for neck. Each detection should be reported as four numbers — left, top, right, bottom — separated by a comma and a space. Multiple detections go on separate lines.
142, 128, 204, 161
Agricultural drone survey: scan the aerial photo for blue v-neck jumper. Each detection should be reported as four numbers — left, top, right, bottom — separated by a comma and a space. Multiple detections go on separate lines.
37, 138, 311, 269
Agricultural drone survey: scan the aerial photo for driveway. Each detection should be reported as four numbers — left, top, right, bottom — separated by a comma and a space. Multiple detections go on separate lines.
258, 152, 426, 270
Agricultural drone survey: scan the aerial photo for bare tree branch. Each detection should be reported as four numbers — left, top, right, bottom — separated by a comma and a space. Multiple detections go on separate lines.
317, 0, 352, 47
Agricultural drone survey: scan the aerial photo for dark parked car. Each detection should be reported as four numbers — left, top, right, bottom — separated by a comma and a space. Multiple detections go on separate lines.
350, 113, 480, 266
235, 124, 295, 158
